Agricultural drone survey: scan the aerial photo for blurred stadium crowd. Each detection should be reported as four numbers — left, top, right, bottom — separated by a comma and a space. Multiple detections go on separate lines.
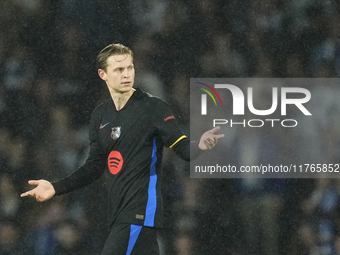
1, 0, 340, 254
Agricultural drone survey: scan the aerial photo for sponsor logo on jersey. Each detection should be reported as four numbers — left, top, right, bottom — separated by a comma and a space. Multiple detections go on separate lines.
108, 150, 123, 175
99, 122, 110, 129
111, 126, 121, 140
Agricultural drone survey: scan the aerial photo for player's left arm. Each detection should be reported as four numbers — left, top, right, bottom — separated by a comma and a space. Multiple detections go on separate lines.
155, 100, 224, 161
171, 126, 224, 161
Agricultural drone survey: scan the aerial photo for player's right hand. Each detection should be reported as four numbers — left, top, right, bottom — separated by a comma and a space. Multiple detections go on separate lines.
20, 180, 56, 202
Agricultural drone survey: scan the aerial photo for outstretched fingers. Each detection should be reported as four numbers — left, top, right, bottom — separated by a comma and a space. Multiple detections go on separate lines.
214, 133, 225, 140
20, 189, 42, 202
209, 126, 221, 134
209, 126, 225, 139
199, 126, 225, 150
210, 126, 225, 141
20, 191, 35, 198
20, 180, 39, 198
28, 180, 40, 186
20, 179, 55, 202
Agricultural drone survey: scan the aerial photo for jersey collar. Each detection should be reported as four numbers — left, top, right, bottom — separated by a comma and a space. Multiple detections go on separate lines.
110, 87, 144, 111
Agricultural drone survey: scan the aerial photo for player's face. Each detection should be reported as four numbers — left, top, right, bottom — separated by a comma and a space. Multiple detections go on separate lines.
99, 54, 135, 94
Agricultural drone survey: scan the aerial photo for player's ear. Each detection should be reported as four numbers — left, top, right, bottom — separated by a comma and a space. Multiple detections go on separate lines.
98, 69, 107, 81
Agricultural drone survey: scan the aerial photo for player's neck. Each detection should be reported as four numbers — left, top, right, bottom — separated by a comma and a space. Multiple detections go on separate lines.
110, 89, 135, 111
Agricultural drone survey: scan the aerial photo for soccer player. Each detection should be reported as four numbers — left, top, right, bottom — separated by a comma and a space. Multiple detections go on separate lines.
21, 43, 224, 255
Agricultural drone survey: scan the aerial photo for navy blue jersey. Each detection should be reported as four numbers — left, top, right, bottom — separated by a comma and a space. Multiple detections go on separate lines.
52, 88, 194, 228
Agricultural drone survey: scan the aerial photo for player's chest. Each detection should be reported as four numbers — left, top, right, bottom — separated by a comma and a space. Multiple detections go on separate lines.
97, 108, 156, 151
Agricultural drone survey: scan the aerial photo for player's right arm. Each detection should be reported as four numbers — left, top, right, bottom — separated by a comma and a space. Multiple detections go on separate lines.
21, 108, 106, 201
20, 138, 106, 201
51, 138, 106, 196
20, 144, 106, 200
50, 108, 106, 196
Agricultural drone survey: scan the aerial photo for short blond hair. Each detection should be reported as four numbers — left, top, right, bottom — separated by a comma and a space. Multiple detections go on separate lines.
96, 43, 133, 71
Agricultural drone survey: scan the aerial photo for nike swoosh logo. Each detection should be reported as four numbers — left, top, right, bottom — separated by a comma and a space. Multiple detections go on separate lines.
99, 122, 110, 129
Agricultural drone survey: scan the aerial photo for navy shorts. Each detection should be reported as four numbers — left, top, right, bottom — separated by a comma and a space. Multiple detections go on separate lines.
101, 223, 159, 255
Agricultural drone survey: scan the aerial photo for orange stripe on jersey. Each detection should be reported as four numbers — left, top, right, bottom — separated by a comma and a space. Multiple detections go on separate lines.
169, 135, 187, 148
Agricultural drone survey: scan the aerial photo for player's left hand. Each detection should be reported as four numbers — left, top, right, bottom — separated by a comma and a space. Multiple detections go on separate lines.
199, 126, 225, 150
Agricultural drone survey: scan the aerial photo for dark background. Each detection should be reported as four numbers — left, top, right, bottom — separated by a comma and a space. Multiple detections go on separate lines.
1, 0, 340, 254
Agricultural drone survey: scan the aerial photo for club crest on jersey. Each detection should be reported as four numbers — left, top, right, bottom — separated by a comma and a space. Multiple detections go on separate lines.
111, 126, 121, 140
